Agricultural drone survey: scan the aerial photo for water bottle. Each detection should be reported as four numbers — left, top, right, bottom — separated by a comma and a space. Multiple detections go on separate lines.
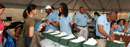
120, 38, 123, 42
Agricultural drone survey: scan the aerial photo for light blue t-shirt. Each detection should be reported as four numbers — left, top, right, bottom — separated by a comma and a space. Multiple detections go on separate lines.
96, 14, 111, 38
111, 29, 118, 32
51, 10, 58, 22
58, 14, 72, 35
94, 15, 98, 21
74, 13, 90, 26
109, 28, 118, 35
45, 13, 57, 31
117, 24, 124, 32
128, 22, 130, 32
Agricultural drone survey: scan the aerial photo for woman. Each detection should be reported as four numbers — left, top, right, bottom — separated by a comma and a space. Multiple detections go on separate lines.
0, 3, 11, 47
57, 3, 74, 35
94, 12, 100, 23
23, 4, 37, 47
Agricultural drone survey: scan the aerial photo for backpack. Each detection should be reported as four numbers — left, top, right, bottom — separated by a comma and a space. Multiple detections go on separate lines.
18, 27, 26, 47
4, 28, 15, 47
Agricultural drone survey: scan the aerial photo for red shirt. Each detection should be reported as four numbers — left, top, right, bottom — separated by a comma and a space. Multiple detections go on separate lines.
0, 19, 4, 43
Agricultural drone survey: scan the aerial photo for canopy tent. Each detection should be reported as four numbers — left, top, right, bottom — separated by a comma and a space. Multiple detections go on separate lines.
0, 0, 130, 12
0, 0, 129, 21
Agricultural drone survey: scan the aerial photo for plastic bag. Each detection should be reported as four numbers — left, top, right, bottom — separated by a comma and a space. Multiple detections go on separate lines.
4, 29, 15, 47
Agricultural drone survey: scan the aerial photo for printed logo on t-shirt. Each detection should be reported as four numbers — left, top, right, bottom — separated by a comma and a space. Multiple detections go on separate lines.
59, 18, 61, 20
84, 16, 86, 18
106, 23, 108, 25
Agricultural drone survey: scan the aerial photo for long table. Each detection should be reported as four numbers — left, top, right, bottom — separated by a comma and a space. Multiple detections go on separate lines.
114, 34, 130, 47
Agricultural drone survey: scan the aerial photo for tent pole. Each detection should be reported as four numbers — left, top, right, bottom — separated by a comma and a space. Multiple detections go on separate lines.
82, 0, 91, 11
67, 0, 73, 4
103, 9, 105, 14
98, 0, 105, 13
104, 0, 111, 9
87, 0, 102, 9
52, 0, 60, 6
117, 0, 121, 11
73, 0, 78, 11
28, 0, 34, 4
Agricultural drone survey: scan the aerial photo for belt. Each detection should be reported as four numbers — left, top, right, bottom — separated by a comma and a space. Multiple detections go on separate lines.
78, 26, 87, 28
100, 37, 107, 39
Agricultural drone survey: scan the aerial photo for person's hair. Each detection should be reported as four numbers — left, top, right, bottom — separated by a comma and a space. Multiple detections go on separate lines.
79, 6, 84, 10
109, 11, 117, 17
0, 3, 5, 9
111, 21, 117, 27
23, 4, 37, 19
115, 11, 118, 14
58, 3, 68, 17
117, 19, 124, 24
51, 6, 55, 10
94, 12, 100, 16
26, 4, 37, 14
23, 9, 28, 19
124, 20, 128, 25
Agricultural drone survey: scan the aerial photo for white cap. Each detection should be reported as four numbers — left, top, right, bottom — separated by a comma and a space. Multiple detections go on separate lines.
44, 5, 52, 9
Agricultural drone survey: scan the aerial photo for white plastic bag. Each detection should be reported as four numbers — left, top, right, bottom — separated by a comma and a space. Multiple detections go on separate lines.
40, 39, 55, 47
127, 42, 130, 47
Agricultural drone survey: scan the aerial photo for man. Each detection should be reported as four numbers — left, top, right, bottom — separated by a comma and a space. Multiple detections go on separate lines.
117, 19, 126, 32
51, 6, 58, 20
111, 21, 118, 32
50, 6, 59, 28
43, 5, 57, 31
96, 11, 117, 47
109, 21, 118, 38
109, 21, 118, 40
74, 6, 91, 39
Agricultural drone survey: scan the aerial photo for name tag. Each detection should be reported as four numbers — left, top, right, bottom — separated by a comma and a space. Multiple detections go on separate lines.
59, 18, 61, 20
84, 16, 86, 18
106, 23, 108, 25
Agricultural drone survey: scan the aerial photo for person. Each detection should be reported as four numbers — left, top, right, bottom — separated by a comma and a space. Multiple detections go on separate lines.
128, 14, 130, 21
74, 6, 91, 39
117, 19, 128, 32
94, 12, 100, 38
124, 21, 129, 31
23, 4, 37, 47
96, 11, 117, 47
51, 6, 59, 25
127, 21, 130, 32
0, 3, 11, 47
57, 3, 74, 35
94, 12, 100, 23
110, 21, 118, 32
51, 6, 58, 21
43, 5, 58, 31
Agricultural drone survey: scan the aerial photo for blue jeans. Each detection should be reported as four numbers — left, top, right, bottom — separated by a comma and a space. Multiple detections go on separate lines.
0, 41, 2, 47
25, 36, 32, 47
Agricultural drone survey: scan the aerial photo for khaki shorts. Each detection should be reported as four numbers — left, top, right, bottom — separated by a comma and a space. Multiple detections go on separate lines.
96, 39, 107, 47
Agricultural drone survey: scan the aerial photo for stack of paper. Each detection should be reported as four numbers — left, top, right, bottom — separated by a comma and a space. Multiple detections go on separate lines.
55, 32, 67, 37
127, 34, 130, 36
70, 36, 85, 43
61, 34, 75, 39
49, 31, 60, 35
113, 32, 124, 35
113, 40, 125, 44
84, 38, 97, 45
44, 29, 54, 33
113, 31, 119, 34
